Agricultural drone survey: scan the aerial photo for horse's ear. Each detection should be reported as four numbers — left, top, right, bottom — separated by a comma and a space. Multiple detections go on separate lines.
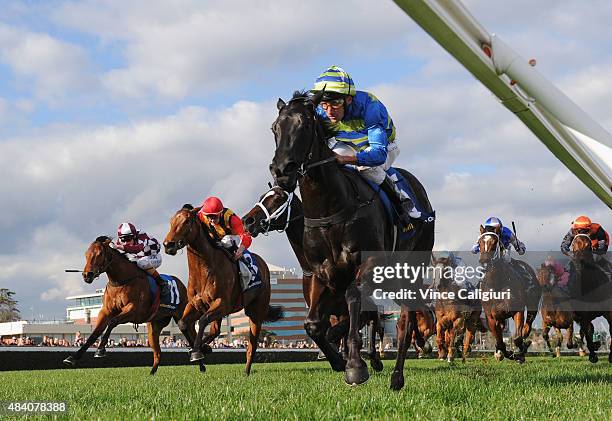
182, 204, 194, 210
479, 225, 485, 234
311, 86, 325, 106
277, 98, 286, 110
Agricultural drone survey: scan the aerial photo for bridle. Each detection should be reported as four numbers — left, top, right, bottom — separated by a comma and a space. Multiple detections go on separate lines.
254, 187, 297, 234
478, 231, 502, 261
89, 242, 114, 280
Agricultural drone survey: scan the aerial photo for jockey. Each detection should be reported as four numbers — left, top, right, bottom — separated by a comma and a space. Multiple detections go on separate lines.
471, 217, 526, 262
110, 222, 169, 297
543, 255, 570, 291
560, 216, 609, 261
197, 196, 260, 305
311, 65, 420, 225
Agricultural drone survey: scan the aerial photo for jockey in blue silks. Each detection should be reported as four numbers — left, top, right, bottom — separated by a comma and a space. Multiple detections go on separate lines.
311, 65, 420, 225
471, 217, 526, 262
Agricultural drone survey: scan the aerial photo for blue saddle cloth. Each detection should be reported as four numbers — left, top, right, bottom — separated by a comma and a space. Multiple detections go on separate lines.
147, 274, 181, 311
240, 250, 263, 292
346, 166, 435, 240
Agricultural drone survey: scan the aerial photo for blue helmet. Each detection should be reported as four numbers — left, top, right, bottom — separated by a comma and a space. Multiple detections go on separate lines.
483, 217, 503, 229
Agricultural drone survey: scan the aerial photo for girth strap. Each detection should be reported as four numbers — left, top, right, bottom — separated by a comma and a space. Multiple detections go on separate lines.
304, 206, 355, 228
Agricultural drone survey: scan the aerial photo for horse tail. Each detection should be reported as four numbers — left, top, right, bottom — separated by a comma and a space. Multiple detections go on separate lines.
264, 305, 284, 323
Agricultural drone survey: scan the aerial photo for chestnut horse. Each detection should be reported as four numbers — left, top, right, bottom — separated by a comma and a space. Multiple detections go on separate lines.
568, 233, 612, 363
164, 204, 283, 375
477, 227, 539, 363
536, 263, 579, 357
269, 91, 434, 389
63, 236, 190, 374
432, 256, 485, 363
243, 185, 386, 372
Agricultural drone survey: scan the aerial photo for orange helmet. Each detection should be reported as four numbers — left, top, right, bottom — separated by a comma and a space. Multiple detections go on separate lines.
200, 196, 224, 215
572, 215, 592, 231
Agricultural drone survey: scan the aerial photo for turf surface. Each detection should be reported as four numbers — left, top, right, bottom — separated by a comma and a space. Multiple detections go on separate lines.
0, 357, 610, 420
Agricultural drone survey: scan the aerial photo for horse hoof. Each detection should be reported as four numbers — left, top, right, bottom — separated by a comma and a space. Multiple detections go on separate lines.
199, 363, 207, 373
94, 349, 106, 358
589, 354, 598, 364
370, 359, 384, 373
201, 344, 213, 355
149, 367, 158, 375
63, 356, 76, 366
390, 370, 404, 391
190, 351, 205, 362
344, 366, 369, 386
423, 342, 433, 354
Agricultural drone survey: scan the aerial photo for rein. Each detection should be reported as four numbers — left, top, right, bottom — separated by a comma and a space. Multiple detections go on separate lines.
255, 188, 299, 234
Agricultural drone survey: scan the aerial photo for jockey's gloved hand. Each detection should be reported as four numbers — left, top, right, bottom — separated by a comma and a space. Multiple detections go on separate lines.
597, 240, 606, 251
470, 244, 479, 254
234, 245, 246, 260
110, 242, 123, 250
517, 242, 526, 255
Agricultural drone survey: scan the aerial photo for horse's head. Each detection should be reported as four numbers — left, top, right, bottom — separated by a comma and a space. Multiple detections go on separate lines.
164, 204, 199, 255
269, 90, 326, 191
536, 262, 556, 290
478, 224, 501, 265
242, 186, 294, 237
571, 233, 593, 263
83, 236, 113, 284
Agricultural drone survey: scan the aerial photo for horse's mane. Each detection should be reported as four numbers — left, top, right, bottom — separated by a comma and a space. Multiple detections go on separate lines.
95, 235, 112, 243
179, 204, 217, 248
291, 90, 310, 101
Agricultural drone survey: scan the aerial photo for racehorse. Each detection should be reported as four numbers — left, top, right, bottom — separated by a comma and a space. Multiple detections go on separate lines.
63, 236, 190, 375
164, 204, 283, 375
269, 91, 434, 389
536, 263, 578, 357
477, 226, 539, 363
568, 233, 612, 363
432, 255, 484, 363
242, 185, 386, 372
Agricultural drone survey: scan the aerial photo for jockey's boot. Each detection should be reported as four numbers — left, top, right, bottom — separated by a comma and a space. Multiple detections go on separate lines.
148, 269, 170, 299
380, 176, 420, 226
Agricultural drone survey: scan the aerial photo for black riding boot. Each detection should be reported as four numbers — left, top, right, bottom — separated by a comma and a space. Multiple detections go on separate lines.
380, 176, 420, 226
151, 271, 170, 300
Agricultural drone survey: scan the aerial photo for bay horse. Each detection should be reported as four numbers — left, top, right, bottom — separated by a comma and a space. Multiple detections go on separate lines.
568, 233, 612, 363
62, 236, 190, 375
477, 226, 539, 363
242, 185, 386, 372
536, 262, 579, 357
163, 204, 283, 375
269, 91, 434, 389
432, 256, 484, 363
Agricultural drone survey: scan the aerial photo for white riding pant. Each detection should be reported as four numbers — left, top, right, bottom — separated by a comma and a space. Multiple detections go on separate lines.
329, 139, 399, 185
136, 254, 162, 270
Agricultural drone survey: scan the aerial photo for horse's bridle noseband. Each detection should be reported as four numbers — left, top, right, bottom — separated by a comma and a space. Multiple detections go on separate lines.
478, 231, 502, 261
255, 188, 295, 234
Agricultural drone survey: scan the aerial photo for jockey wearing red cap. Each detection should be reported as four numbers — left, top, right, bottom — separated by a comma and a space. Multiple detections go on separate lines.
561, 216, 609, 257
197, 196, 260, 305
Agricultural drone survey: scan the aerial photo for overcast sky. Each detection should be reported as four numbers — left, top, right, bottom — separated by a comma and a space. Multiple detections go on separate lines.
0, 0, 610, 319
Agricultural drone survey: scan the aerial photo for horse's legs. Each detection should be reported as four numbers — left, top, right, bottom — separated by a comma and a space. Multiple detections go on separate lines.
487, 313, 509, 361
554, 328, 563, 358
566, 323, 575, 349
581, 320, 599, 363
148, 320, 167, 375
377, 319, 385, 358
325, 316, 349, 354
97, 304, 138, 351
191, 298, 225, 362
462, 323, 475, 363
522, 309, 537, 350
390, 306, 416, 391
368, 318, 383, 372
512, 311, 525, 363
63, 310, 112, 365
436, 318, 446, 360
344, 284, 368, 385
605, 313, 612, 363
542, 323, 553, 356
304, 280, 345, 372
447, 318, 462, 363
176, 302, 206, 372
244, 319, 261, 376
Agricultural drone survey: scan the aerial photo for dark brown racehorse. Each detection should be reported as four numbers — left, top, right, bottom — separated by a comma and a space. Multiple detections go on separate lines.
477, 227, 538, 363
164, 205, 283, 375
243, 185, 386, 372
569, 233, 612, 363
432, 256, 485, 363
536, 263, 578, 357
269, 91, 434, 389
63, 236, 190, 374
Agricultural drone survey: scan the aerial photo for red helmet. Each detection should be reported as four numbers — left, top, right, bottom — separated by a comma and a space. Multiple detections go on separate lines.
200, 196, 224, 215
117, 222, 138, 241
572, 216, 592, 231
